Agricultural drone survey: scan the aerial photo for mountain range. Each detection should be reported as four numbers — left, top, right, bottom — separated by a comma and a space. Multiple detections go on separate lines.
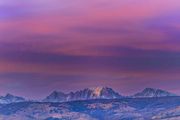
0, 87, 177, 104
0, 87, 179, 120
43, 87, 122, 102
133, 88, 176, 98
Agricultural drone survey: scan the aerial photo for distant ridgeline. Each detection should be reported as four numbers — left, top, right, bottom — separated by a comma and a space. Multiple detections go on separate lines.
0, 87, 177, 104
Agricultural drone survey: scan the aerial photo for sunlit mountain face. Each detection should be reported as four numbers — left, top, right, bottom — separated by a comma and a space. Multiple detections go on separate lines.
0, 0, 180, 119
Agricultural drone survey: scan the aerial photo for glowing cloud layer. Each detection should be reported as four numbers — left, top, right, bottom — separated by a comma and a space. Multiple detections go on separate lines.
0, 0, 180, 99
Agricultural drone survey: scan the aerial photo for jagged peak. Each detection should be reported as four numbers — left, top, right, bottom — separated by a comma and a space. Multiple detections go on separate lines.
133, 87, 176, 98
51, 91, 65, 95
5, 93, 14, 97
89, 86, 107, 90
88, 86, 107, 96
81, 86, 117, 97
142, 88, 172, 93
47, 91, 66, 98
142, 88, 158, 92
89, 86, 113, 91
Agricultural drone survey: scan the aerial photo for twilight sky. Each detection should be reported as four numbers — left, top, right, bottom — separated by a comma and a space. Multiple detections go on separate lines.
0, 0, 180, 99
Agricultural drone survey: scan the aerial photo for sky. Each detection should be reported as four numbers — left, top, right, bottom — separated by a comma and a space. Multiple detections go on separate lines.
0, 0, 180, 99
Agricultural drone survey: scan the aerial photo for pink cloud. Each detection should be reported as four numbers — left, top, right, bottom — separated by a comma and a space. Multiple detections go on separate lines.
0, 0, 180, 97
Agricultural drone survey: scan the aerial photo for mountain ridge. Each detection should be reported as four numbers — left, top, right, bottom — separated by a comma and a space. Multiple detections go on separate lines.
0, 87, 178, 104
0, 93, 26, 104
43, 87, 122, 102
132, 88, 176, 98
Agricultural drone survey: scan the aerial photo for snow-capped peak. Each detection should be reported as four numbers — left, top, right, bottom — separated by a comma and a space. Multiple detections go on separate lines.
0, 94, 26, 104
133, 88, 176, 98
43, 91, 66, 102
50, 91, 66, 97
